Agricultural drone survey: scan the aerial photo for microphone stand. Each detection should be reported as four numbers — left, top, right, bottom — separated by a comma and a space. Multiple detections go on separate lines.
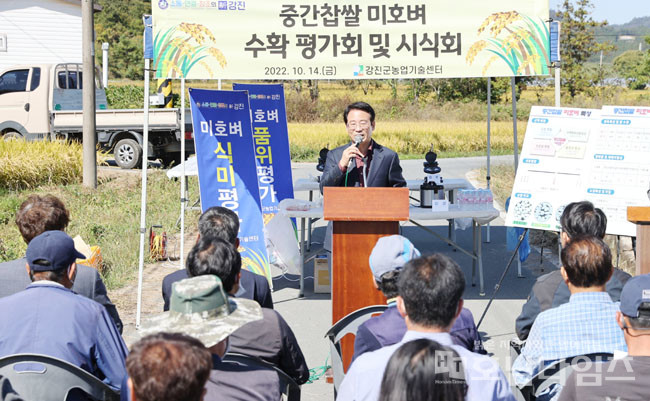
476, 228, 529, 330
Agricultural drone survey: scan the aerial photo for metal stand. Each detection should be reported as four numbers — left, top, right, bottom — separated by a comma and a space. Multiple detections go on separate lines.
477, 228, 529, 329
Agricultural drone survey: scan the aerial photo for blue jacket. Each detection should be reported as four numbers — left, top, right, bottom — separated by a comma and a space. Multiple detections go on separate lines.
352, 305, 483, 364
0, 282, 128, 390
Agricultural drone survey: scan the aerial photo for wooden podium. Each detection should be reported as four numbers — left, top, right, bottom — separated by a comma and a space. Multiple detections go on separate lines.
627, 206, 650, 275
323, 187, 409, 370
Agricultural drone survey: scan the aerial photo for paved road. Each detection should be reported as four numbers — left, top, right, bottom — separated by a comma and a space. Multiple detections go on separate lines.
272, 155, 556, 400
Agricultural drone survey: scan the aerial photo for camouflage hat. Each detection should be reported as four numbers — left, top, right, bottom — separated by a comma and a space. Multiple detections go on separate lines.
139, 275, 262, 347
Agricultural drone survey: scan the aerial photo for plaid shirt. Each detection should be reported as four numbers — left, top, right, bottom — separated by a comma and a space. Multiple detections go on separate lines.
512, 291, 627, 387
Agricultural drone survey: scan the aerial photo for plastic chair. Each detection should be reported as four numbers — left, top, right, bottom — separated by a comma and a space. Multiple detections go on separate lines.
324, 305, 389, 394
513, 352, 613, 401
222, 352, 301, 401
0, 354, 120, 401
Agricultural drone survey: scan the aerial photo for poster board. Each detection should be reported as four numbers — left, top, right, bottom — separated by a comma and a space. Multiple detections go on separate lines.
505, 106, 650, 237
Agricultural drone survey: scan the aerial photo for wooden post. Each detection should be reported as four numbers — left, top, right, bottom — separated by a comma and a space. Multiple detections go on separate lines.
627, 207, 650, 276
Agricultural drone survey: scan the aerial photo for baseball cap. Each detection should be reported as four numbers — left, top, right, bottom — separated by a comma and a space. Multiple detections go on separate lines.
620, 274, 650, 318
140, 275, 263, 347
368, 235, 421, 281
26, 230, 85, 272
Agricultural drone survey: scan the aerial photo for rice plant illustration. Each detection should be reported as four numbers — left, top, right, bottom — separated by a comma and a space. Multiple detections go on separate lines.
240, 247, 272, 283
466, 11, 550, 76
154, 22, 227, 78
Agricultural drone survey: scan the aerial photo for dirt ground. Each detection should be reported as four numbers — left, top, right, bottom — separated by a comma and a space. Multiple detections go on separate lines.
108, 229, 197, 346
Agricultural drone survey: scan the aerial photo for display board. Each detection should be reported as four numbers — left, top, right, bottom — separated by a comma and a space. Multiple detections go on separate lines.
505, 106, 650, 237
152, 0, 549, 80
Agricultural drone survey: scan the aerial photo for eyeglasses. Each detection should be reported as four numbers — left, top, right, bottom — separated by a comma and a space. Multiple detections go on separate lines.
347, 120, 371, 129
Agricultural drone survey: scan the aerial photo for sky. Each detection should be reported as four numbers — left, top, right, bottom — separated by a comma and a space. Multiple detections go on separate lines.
550, 0, 650, 25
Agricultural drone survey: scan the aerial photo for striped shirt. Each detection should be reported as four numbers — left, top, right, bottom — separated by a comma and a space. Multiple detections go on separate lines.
512, 291, 627, 387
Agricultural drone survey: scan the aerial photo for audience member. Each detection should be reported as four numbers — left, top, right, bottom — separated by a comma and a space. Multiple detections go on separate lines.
162, 206, 272, 310
337, 254, 514, 401
182, 236, 309, 384
353, 235, 483, 363
379, 338, 467, 401
512, 236, 627, 396
141, 275, 284, 401
0, 231, 128, 390
516, 201, 630, 340
0, 194, 122, 332
126, 332, 212, 401
558, 273, 650, 401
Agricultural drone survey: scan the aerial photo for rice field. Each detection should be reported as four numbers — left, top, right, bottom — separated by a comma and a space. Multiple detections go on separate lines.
288, 120, 527, 160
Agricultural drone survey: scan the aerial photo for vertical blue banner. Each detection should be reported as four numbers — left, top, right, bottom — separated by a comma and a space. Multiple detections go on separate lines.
232, 83, 295, 217
189, 88, 270, 282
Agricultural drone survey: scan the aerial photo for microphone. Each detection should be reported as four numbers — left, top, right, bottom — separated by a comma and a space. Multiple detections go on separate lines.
348, 135, 363, 170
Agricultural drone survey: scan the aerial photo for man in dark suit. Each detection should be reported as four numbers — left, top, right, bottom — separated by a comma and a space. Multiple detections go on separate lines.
161, 206, 273, 311
319, 101, 406, 192
0, 194, 122, 333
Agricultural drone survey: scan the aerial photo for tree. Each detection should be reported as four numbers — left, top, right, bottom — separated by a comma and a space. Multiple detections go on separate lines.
94, 0, 151, 80
556, 0, 614, 97
613, 50, 650, 89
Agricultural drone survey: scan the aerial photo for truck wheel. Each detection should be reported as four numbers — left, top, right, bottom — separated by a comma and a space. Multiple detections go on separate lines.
2, 130, 23, 141
114, 138, 142, 169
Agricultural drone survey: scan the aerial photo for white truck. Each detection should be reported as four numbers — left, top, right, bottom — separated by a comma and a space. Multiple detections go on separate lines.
0, 63, 193, 169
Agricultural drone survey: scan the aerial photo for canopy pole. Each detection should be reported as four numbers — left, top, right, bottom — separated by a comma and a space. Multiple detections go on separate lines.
136, 58, 151, 329
511, 77, 519, 173
180, 78, 187, 270
486, 78, 492, 243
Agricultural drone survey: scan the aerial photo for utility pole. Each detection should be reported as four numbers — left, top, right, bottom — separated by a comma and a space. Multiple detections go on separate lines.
82, 0, 97, 188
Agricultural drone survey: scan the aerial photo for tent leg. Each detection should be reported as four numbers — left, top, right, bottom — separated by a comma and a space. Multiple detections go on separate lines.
486, 78, 491, 243
179, 78, 187, 270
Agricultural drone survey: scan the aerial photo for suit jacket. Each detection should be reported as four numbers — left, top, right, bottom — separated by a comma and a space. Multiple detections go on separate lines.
0, 257, 123, 333
319, 140, 406, 193
162, 268, 273, 311
352, 305, 484, 364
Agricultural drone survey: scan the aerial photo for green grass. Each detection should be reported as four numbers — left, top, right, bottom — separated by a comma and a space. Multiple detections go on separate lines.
0, 171, 200, 289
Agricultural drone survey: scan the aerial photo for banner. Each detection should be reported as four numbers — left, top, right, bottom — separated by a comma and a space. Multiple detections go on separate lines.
232, 83, 295, 217
582, 106, 650, 236
152, 0, 550, 80
505, 106, 650, 237
506, 106, 600, 232
189, 88, 271, 281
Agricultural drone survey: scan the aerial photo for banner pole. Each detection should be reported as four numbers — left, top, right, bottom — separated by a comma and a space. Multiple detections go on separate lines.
486, 78, 491, 243
136, 58, 151, 329
511, 77, 519, 173
180, 78, 187, 270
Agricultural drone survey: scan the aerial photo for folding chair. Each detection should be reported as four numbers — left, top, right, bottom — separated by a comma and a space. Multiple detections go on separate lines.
513, 352, 613, 401
324, 305, 389, 395
0, 353, 120, 401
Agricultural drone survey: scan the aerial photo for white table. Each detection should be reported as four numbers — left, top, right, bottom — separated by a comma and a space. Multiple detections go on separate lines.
281, 202, 499, 297
293, 177, 473, 250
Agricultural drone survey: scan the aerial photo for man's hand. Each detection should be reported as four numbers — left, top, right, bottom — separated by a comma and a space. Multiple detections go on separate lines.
338, 143, 364, 170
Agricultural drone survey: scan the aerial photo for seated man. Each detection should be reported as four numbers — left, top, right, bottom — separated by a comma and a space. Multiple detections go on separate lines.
516, 201, 630, 340
352, 235, 483, 363
0, 231, 127, 390
338, 254, 514, 401
182, 236, 309, 384
162, 206, 272, 310
126, 332, 212, 401
141, 275, 283, 401
558, 273, 650, 401
512, 236, 627, 394
0, 194, 122, 332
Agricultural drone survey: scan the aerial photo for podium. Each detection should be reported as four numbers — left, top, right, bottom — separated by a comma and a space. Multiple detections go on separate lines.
323, 187, 409, 370
627, 207, 650, 275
